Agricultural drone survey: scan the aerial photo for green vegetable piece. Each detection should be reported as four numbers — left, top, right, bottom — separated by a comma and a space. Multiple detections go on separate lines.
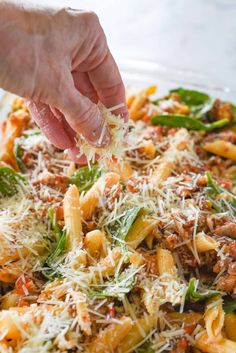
170, 87, 214, 117
185, 278, 220, 302
151, 114, 230, 131
206, 171, 223, 195
223, 298, 236, 314
46, 230, 66, 265
0, 167, 27, 197
42, 210, 66, 280
108, 207, 142, 243
69, 164, 103, 193
136, 341, 154, 353
89, 266, 140, 299
14, 139, 27, 173
206, 172, 236, 214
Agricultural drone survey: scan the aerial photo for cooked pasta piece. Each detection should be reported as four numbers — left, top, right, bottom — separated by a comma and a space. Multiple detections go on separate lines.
203, 140, 236, 161
91, 247, 123, 281
195, 331, 236, 353
224, 313, 236, 342
63, 184, 83, 250
205, 296, 225, 341
84, 229, 107, 264
87, 316, 133, 353
0, 292, 19, 310
125, 216, 157, 249
195, 232, 219, 253
117, 314, 156, 353
105, 159, 134, 182
156, 247, 177, 278
151, 161, 173, 185
0, 109, 29, 169
166, 312, 203, 326
80, 172, 120, 220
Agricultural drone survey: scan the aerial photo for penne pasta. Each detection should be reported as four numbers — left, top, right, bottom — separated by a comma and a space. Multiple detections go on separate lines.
224, 313, 236, 342
80, 172, 120, 220
156, 247, 177, 278
105, 159, 134, 182
205, 296, 225, 341
195, 232, 219, 253
203, 140, 236, 161
63, 185, 83, 250
166, 312, 203, 326
117, 313, 156, 353
84, 229, 107, 264
126, 216, 157, 249
87, 316, 133, 353
195, 330, 236, 353
151, 161, 173, 185
91, 247, 123, 281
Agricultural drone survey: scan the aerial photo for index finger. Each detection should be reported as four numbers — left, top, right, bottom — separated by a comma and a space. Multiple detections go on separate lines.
88, 49, 128, 122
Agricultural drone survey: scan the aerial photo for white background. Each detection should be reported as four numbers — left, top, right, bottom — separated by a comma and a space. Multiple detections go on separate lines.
1, 0, 236, 105
28, 0, 236, 91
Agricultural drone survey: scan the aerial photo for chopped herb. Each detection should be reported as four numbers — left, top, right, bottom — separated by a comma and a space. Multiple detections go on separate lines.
69, 164, 103, 193
170, 88, 214, 117
14, 139, 27, 172
185, 278, 220, 302
89, 265, 141, 299
108, 207, 142, 244
206, 172, 236, 214
0, 167, 27, 197
151, 115, 229, 131
42, 210, 66, 280
223, 298, 236, 314
136, 340, 154, 353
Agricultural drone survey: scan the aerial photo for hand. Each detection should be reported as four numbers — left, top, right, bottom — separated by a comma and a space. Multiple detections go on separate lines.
0, 2, 128, 162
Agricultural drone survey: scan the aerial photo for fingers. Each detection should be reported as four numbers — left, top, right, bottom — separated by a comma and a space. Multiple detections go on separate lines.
67, 146, 89, 165
72, 71, 98, 104
26, 101, 75, 150
56, 74, 111, 148
88, 49, 129, 122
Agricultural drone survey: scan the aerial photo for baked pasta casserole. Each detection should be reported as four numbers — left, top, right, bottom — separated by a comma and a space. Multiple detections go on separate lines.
0, 86, 236, 352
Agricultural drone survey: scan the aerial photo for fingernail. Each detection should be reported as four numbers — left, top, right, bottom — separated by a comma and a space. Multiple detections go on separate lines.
86, 121, 111, 148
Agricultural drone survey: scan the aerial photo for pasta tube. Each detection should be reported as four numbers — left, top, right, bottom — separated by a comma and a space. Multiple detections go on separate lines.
91, 247, 123, 280
84, 230, 107, 264
195, 331, 236, 353
87, 316, 133, 353
224, 313, 236, 342
151, 161, 173, 185
63, 185, 82, 250
156, 247, 177, 278
126, 216, 157, 249
205, 296, 225, 341
105, 159, 134, 182
80, 172, 120, 220
203, 140, 236, 161
117, 314, 156, 353
195, 232, 219, 253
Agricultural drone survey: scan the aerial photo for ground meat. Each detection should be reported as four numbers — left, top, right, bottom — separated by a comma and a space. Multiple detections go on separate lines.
215, 223, 236, 239
217, 274, 236, 292
210, 99, 235, 121
229, 242, 236, 259
32, 173, 69, 192
228, 262, 236, 275
140, 252, 157, 274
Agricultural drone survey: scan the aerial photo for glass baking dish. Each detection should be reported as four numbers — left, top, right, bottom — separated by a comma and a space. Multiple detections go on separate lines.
1, 58, 236, 123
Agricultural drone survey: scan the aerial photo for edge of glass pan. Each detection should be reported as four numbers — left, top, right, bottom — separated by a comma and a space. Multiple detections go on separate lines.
1, 58, 236, 122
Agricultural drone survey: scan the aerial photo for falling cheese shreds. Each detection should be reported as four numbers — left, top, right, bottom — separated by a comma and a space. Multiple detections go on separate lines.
76, 102, 127, 164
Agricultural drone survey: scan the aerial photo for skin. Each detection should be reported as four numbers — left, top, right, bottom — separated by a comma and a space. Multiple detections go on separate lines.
0, 1, 128, 163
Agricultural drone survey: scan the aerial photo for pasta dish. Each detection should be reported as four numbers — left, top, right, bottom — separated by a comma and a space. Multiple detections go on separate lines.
0, 85, 236, 353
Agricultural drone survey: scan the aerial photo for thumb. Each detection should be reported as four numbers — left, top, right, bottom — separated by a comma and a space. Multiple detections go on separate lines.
56, 76, 111, 148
